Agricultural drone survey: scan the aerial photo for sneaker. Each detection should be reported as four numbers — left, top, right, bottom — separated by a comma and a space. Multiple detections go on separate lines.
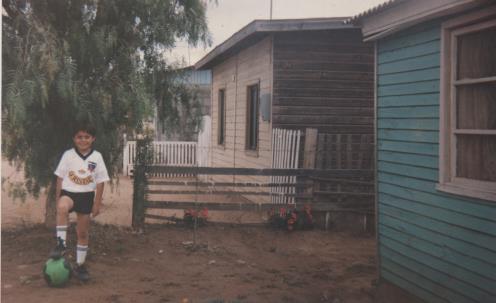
49, 237, 66, 260
73, 264, 90, 282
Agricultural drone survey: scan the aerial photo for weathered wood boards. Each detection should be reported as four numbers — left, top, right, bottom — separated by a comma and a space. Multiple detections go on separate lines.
144, 165, 374, 214
146, 165, 373, 178
272, 30, 375, 134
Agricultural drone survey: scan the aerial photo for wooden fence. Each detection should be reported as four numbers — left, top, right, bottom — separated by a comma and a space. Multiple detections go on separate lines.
128, 128, 375, 228
143, 166, 372, 209
316, 133, 374, 170
313, 132, 375, 207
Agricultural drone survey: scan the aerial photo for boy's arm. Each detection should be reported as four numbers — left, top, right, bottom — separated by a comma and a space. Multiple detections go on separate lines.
55, 177, 63, 201
92, 182, 105, 217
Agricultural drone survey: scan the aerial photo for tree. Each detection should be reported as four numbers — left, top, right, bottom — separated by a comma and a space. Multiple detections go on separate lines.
2, 0, 211, 225
153, 68, 204, 141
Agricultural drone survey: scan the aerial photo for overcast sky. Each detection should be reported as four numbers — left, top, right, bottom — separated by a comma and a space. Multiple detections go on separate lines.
167, 0, 387, 66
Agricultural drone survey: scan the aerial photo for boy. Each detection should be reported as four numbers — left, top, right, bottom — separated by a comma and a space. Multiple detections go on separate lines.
50, 124, 110, 282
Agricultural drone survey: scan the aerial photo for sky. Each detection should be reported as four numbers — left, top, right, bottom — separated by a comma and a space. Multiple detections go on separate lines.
167, 0, 387, 66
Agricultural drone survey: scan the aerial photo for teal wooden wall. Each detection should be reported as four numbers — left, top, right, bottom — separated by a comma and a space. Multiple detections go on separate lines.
377, 20, 496, 303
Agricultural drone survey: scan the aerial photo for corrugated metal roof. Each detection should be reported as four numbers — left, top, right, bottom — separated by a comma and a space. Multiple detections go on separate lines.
345, 0, 408, 24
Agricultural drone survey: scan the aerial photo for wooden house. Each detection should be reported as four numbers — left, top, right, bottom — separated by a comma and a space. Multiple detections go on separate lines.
194, 18, 375, 209
352, 0, 496, 302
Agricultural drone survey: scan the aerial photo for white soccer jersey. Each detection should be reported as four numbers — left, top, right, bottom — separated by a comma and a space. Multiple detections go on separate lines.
54, 148, 110, 192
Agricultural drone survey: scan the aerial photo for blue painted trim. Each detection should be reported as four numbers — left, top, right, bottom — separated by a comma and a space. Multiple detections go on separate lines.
378, 118, 439, 131
378, 93, 439, 108
378, 27, 440, 54
379, 40, 440, 64
378, 151, 438, 168
379, 220, 496, 277
381, 243, 492, 302
377, 129, 439, 143
378, 172, 496, 217
378, 53, 440, 75
379, 194, 496, 243
378, 105, 439, 118
379, 67, 440, 85
378, 140, 438, 156
382, 268, 449, 303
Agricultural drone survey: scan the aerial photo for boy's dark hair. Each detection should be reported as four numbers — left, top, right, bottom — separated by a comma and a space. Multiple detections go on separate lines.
72, 122, 96, 137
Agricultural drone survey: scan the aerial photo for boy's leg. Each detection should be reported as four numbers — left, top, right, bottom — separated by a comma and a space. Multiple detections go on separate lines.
50, 196, 73, 259
74, 213, 91, 281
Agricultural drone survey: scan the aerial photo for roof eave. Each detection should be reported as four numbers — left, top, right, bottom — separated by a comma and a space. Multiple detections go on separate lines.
195, 18, 357, 70
351, 0, 486, 41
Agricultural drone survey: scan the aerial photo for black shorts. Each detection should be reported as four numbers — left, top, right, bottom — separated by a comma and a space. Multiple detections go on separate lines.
61, 190, 95, 214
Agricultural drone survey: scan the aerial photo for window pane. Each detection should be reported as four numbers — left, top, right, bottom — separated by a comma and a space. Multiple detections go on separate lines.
457, 135, 496, 182
456, 83, 496, 129
218, 90, 225, 145
247, 84, 259, 150
457, 26, 496, 79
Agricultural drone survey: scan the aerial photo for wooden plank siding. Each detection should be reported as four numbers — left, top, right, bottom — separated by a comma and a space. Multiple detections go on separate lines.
272, 29, 375, 134
210, 37, 273, 201
376, 20, 496, 303
270, 29, 375, 211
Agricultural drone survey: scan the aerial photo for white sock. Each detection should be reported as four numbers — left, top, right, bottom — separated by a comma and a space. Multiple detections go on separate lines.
76, 245, 88, 265
56, 226, 67, 246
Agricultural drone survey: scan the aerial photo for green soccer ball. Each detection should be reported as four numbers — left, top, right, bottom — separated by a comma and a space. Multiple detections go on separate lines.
43, 258, 71, 287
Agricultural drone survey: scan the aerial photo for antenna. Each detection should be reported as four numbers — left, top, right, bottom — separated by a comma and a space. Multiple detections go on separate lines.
270, 0, 273, 20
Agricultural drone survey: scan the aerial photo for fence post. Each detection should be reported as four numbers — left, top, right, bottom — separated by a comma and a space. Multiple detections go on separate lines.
303, 128, 318, 203
303, 128, 318, 223
132, 137, 152, 230
303, 128, 318, 170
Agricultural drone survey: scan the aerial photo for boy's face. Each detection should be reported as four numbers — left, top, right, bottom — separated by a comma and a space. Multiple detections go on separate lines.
73, 131, 95, 153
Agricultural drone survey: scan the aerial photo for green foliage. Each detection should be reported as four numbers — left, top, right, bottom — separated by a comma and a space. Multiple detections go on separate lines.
2, 0, 211, 196
152, 68, 204, 141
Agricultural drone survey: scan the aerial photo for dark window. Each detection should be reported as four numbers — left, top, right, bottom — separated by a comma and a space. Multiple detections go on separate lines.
218, 89, 225, 145
438, 15, 496, 201
454, 26, 496, 182
246, 84, 259, 150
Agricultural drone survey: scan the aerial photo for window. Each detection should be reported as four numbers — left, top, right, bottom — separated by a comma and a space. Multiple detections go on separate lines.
246, 84, 259, 151
438, 10, 496, 201
218, 89, 226, 145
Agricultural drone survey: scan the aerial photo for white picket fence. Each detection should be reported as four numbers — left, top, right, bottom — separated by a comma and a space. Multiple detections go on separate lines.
123, 141, 197, 176
270, 128, 302, 204
197, 116, 211, 168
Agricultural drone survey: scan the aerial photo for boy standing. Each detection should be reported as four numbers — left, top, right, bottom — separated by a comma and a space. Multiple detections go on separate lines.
50, 124, 110, 282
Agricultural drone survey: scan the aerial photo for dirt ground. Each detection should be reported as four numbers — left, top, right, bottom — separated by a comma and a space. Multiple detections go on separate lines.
2, 222, 378, 303
2, 161, 422, 303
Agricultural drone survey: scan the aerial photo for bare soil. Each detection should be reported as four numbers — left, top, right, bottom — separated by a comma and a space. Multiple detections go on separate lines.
2, 162, 421, 303
2, 223, 378, 303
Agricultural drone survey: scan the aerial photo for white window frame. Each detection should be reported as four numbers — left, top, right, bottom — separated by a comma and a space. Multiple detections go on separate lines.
437, 7, 496, 202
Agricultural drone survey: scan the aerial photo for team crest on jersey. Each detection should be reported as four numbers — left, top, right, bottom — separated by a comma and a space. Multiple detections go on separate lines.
88, 161, 97, 172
